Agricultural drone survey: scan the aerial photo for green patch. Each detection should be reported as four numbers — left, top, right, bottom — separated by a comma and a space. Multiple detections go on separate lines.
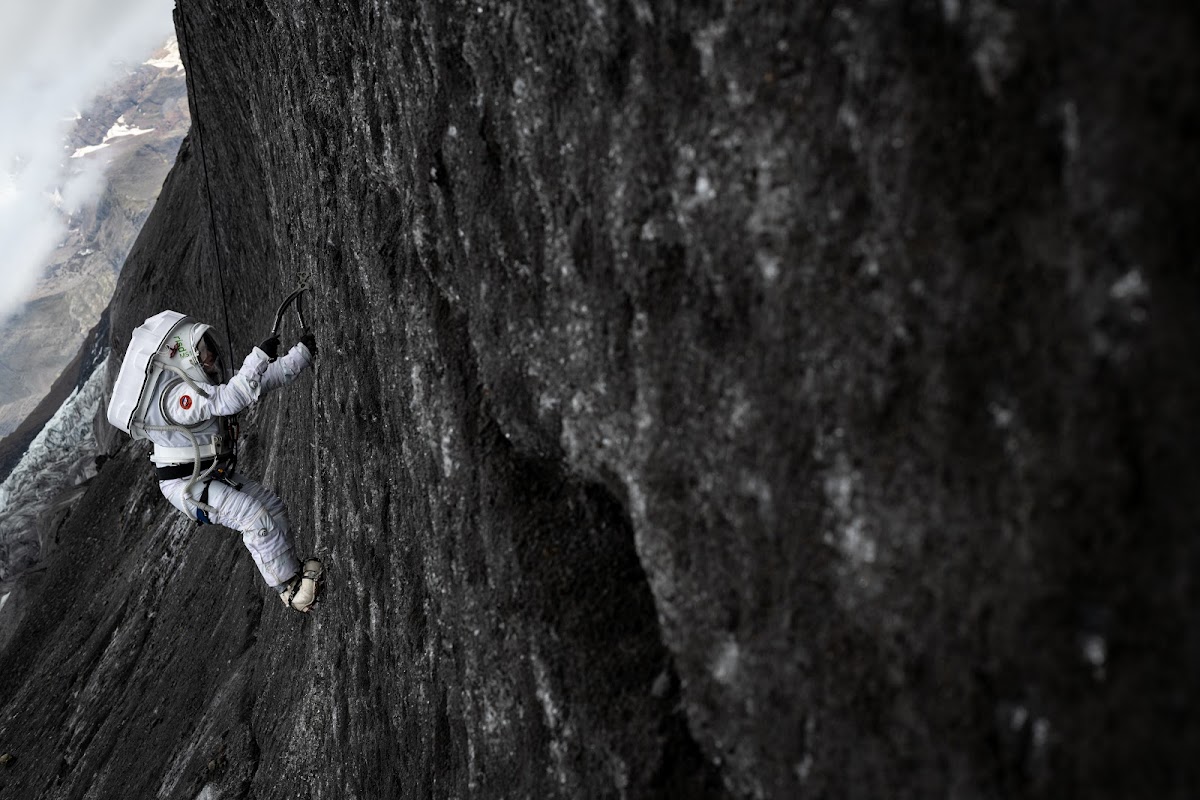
173, 335, 193, 360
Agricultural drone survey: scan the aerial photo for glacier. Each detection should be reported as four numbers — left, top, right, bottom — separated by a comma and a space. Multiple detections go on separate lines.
0, 354, 107, 586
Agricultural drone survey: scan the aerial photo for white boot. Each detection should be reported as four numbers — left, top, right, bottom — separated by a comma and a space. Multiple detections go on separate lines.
280, 558, 323, 612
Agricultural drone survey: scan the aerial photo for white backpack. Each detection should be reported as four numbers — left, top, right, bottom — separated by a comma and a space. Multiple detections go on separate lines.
108, 310, 209, 439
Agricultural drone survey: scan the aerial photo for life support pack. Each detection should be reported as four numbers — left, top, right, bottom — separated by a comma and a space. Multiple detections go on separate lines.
107, 310, 216, 438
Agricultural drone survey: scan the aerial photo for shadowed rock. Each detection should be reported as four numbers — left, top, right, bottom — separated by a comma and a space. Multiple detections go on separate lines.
0, 2, 1197, 799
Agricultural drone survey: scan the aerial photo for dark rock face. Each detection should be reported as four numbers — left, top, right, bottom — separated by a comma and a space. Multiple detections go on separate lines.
1, 2, 1198, 798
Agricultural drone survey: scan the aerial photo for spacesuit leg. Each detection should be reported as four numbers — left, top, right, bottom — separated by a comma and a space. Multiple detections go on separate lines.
208, 475, 301, 588
161, 475, 301, 588
231, 475, 291, 545
230, 478, 322, 611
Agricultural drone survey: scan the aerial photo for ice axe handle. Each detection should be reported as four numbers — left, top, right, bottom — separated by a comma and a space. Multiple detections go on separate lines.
272, 287, 307, 336
295, 291, 308, 331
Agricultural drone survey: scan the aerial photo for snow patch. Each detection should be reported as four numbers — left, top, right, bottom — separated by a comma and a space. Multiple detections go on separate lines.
106, 119, 158, 140
70, 143, 110, 159
70, 118, 156, 159
145, 37, 184, 72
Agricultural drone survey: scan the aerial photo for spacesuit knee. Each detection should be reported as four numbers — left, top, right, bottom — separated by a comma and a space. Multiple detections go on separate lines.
237, 477, 290, 535
241, 504, 299, 587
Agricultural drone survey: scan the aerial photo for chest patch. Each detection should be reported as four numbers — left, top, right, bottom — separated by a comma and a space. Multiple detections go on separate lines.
179, 395, 193, 410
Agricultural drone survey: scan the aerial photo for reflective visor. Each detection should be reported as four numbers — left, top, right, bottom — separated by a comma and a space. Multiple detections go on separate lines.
197, 332, 222, 378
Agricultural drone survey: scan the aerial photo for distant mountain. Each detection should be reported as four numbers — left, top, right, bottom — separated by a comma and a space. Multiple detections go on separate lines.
0, 39, 188, 438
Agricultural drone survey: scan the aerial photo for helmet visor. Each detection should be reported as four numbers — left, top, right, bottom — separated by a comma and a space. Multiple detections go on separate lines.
197, 332, 223, 381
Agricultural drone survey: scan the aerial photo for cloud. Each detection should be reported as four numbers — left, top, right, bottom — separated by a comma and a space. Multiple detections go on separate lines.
60, 150, 114, 213
0, 0, 176, 321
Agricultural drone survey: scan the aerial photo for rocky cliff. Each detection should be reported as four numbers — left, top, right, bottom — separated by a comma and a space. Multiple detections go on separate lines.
1, 2, 1197, 798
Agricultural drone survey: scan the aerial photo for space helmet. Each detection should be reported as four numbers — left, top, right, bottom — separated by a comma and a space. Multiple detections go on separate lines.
160, 314, 224, 385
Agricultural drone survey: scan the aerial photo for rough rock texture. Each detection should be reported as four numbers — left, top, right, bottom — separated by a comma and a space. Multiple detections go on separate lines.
1, 1, 1198, 798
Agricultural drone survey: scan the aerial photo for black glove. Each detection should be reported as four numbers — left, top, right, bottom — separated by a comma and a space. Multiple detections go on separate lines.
258, 334, 280, 360
299, 331, 318, 359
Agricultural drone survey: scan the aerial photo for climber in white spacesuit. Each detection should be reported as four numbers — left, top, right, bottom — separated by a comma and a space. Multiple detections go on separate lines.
108, 310, 323, 612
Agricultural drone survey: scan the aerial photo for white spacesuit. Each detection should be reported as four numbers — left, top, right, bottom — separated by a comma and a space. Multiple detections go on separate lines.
108, 310, 323, 612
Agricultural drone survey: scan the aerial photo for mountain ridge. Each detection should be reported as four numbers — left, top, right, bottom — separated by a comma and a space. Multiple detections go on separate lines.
0, 39, 188, 439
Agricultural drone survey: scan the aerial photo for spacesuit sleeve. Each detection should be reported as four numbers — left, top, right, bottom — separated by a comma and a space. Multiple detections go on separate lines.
259, 342, 313, 394
165, 348, 272, 424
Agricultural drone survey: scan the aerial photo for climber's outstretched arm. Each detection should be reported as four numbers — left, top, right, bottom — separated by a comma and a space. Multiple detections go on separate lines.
260, 342, 313, 394
164, 347, 272, 423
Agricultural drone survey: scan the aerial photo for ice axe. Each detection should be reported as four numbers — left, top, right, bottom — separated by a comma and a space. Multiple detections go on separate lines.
265, 273, 315, 365
272, 285, 309, 337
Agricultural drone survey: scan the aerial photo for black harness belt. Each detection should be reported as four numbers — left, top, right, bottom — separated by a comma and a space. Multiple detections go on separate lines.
155, 458, 216, 481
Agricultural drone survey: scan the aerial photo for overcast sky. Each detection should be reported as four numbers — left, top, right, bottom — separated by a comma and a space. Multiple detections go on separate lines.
0, 0, 176, 321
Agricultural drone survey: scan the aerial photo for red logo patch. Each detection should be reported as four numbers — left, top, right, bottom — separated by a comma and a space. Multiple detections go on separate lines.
179, 395, 193, 410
